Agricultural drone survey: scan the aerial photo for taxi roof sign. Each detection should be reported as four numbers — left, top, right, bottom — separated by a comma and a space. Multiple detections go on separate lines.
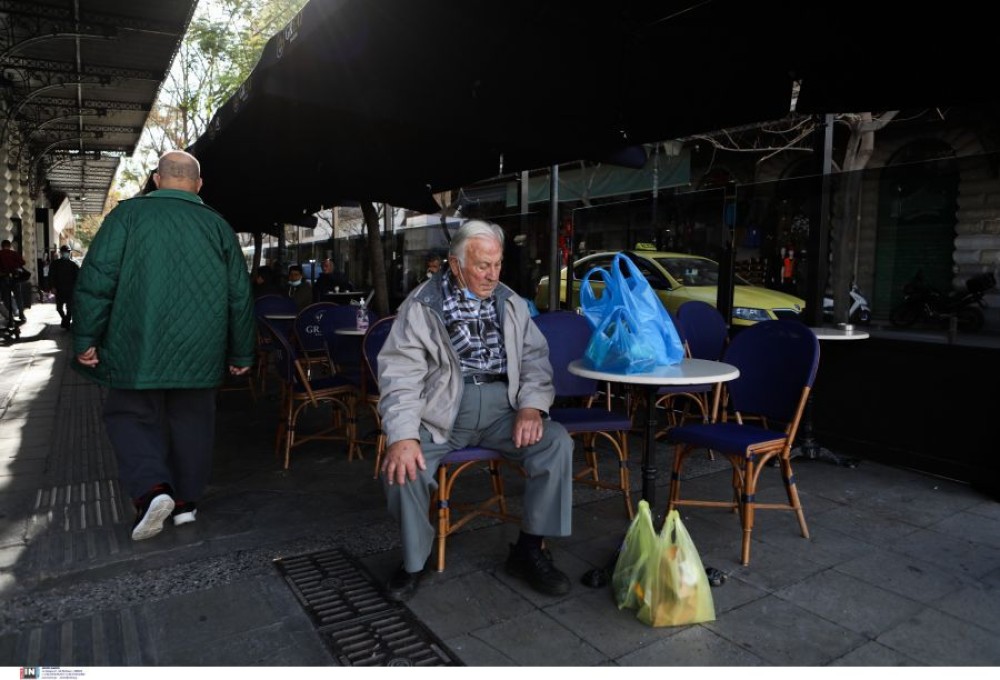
634, 242, 657, 251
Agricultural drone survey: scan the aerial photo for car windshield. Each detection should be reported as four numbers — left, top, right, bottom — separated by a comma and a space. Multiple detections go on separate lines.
653, 257, 720, 286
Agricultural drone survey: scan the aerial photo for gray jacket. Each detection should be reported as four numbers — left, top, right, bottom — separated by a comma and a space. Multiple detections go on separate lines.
377, 276, 555, 448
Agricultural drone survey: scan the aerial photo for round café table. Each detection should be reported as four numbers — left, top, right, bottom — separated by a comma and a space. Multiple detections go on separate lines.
793, 325, 870, 467
568, 358, 740, 511
322, 291, 368, 305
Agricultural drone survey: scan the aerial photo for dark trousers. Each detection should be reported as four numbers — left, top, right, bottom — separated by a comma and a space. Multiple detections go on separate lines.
103, 388, 217, 503
55, 292, 72, 323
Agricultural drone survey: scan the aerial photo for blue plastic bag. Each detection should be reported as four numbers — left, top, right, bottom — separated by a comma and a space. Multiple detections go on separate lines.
579, 265, 618, 330
580, 253, 685, 368
584, 305, 658, 374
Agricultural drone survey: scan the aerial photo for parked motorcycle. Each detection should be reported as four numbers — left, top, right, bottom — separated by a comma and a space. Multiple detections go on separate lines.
889, 270, 997, 332
823, 281, 872, 325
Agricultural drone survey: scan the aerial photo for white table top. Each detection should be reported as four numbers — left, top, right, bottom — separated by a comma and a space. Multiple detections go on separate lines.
334, 327, 366, 336
810, 326, 870, 341
568, 358, 740, 385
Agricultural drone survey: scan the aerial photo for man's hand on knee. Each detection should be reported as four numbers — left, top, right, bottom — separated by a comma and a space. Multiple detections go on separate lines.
513, 408, 544, 448
383, 439, 426, 486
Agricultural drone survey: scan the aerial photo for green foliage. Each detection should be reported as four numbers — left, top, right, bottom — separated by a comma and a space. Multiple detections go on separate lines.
117, 0, 308, 197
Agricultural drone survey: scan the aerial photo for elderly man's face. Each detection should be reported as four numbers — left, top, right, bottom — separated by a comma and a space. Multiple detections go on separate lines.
450, 237, 502, 299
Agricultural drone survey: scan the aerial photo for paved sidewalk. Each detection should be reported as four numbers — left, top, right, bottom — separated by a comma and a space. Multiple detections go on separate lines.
1, 303, 999, 666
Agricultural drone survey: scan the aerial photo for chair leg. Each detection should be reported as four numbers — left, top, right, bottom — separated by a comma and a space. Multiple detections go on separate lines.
739, 455, 763, 566
284, 401, 302, 470
434, 465, 450, 572
345, 395, 362, 461
667, 443, 687, 511
583, 434, 600, 482
275, 395, 290, 461
780, 455, 810, 539
372, 430, 386, 479
489, 461, 508, 515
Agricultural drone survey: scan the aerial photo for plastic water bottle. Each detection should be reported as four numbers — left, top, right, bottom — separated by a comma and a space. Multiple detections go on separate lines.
356, 297, 369, 332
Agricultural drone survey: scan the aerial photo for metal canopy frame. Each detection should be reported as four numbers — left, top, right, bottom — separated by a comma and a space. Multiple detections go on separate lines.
0, 0, 196, 216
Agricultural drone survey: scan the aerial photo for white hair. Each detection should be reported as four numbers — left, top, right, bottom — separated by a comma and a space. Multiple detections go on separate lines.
450, 220, 504, 266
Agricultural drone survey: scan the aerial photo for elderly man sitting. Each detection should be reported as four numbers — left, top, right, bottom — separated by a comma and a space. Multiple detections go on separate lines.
377, 219, 574, 601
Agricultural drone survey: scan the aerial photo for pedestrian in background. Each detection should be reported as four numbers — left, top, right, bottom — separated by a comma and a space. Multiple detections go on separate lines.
0, 239, 27, 324
72, 150, 255, 541
48, 245, 79, 329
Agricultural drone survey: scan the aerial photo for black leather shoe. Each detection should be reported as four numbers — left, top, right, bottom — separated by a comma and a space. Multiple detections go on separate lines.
386, 564, 423, 602
505, 544, 571, 596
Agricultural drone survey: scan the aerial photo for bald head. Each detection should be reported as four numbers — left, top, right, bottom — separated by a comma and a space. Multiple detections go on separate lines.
153, 150, 203, 194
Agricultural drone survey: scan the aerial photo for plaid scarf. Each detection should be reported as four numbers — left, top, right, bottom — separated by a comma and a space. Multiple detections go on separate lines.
441, 270, 506, 375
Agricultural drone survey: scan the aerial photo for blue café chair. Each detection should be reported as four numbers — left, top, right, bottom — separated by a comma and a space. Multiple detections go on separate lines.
653, 300, 731, 437
293, 301, 341, 374
666, 319, 820, 565
359, 314, 395, 472
432, 446, 520, 572
253, 294, 299, 393
319, 304, 377, 387
259, 318, 356, 470
534, 310, 635, 519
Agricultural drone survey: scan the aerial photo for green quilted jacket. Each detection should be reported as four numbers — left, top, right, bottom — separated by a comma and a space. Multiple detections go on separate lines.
72, 189, 256, 389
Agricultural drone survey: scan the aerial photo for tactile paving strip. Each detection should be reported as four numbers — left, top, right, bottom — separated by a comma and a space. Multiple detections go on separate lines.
273, 547, 462, 666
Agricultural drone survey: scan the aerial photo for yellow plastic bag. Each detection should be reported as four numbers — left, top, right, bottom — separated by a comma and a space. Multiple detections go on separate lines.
612, 502, 716, 627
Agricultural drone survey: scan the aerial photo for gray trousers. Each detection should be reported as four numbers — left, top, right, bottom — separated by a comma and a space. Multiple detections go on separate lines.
103, 388, 217, 503
384, 381, 574, 572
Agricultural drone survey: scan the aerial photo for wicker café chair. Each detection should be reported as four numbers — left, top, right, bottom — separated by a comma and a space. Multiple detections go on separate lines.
431, 446, 520, 572
666, 320, 819, 565
260, 318, 356, 470
359, 314, 395, 473
253, 294, 298, 393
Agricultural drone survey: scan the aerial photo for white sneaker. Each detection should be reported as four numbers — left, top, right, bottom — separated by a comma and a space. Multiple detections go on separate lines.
172, 508, 197, 526
131, 494, 175, 541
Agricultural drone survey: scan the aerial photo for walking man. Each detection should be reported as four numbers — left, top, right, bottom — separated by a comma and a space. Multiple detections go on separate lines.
73, 150, 256, 541
48, 245, 79, 328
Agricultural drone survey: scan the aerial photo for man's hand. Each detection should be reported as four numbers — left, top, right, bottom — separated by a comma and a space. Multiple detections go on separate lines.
382, 439, 426, 486
76, 347, 99, 367
229, 365, 250, 376
513, 407, 545, 448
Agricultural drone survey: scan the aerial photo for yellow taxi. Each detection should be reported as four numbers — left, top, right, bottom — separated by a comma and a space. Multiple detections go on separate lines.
534, 249, 805, 326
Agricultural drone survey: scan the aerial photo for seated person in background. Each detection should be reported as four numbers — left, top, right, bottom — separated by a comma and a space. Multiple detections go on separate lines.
424, 254, 442, 281
283, 265, 313, 310
252, 265, 279, 299
377, 219, 574, 602
313, 258, 354, 302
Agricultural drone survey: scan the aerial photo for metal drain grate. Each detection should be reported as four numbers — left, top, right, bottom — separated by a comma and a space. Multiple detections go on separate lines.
323, 611, 457, 666
273, 547, 462, 666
